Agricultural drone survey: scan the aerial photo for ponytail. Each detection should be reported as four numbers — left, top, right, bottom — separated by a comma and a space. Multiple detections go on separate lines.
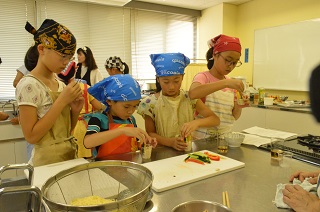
24, 45, 38, 71
206, 47, 214, 70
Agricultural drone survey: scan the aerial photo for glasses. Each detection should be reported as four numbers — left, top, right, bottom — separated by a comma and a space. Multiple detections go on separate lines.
53, 50, 75, 62
219, 54, 242, 67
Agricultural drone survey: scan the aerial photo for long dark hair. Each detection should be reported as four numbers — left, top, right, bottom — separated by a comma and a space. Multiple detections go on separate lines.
206, 47, 214, 70
155, 77, 162, 92
77, 46, 98, 72
24, 44, 39, 71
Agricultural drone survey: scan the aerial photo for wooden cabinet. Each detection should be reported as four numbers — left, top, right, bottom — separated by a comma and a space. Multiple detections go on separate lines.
232, 107, 320, 136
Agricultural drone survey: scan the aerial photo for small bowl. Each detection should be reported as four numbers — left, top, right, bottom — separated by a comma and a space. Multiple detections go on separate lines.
172, 200, 231, 212
224, 133, 245, 148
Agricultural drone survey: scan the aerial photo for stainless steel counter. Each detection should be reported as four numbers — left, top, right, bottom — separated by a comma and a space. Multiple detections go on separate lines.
131, 139, 319, 212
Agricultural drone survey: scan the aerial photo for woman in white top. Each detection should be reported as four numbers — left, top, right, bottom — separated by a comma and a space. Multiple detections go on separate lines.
76, 46, 103, 86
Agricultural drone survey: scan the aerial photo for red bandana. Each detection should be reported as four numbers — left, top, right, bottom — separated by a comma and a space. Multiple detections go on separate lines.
207, 34, 241, 55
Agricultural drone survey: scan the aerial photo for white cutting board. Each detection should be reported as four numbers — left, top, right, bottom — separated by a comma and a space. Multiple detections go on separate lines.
142, 150, 245, 192
25, 158, 89, 189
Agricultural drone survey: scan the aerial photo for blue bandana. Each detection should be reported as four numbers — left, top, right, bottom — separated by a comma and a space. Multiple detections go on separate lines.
150, 53, 190, 77
88, 74, 141, 112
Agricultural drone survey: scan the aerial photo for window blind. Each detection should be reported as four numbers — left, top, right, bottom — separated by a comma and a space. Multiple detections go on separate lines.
0, 0, 36, 99
36, 0, 131, 79
130, 9, 197, 82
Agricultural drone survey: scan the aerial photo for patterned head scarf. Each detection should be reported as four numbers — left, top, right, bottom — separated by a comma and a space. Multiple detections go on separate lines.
207, 34, 241, 55
150, 53, 190, 77
25, 19, 76, 55
88, 74, 141, 112
309, 64, 320, 122
105, 56, 125, 72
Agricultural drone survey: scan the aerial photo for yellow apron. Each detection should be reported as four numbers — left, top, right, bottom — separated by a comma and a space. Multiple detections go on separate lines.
31, 78, 77, 166
73, 83, 93, 158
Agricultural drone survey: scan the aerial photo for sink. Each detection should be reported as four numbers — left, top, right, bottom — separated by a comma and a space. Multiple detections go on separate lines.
0, 110, 18, 124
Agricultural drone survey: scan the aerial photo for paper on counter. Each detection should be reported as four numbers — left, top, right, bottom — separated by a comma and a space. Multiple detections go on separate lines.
242, 133, 271, 147
242, 126, 297, 141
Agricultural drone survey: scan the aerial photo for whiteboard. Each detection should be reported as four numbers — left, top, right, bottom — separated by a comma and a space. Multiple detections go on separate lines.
253, 19, 320, 91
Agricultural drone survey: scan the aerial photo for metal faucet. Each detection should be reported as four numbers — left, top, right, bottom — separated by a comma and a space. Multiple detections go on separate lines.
1, 100, 17, 116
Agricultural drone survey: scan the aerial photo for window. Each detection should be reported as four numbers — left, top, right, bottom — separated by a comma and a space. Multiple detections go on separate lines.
131, 9, 197, 82
36, 0, 131, 79
0, 0, 35, 98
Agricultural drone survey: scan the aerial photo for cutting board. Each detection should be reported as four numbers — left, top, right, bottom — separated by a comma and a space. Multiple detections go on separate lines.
25, 158, 89, 189
142, 150, 245, 192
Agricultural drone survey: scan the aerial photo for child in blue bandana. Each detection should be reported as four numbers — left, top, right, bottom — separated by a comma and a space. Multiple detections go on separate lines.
137, 53, 220, 151
84, 74, 156, 159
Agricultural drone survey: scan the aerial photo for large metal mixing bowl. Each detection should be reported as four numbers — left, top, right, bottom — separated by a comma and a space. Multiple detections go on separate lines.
41, 160, 153, 212
172, 200, 232, 212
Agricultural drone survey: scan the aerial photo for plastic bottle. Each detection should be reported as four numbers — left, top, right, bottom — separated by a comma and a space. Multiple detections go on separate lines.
258, 88, 265, 105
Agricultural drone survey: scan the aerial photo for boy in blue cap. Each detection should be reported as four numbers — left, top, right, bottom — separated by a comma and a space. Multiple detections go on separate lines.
84, 74, 156, 159
137, 53, 220, 151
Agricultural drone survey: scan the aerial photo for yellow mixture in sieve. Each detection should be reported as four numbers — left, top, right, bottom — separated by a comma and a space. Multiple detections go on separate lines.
71, 195, 114, 206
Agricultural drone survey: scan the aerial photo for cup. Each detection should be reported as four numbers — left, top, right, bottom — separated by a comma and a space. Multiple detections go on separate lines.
142, 143, 152, 159
184, 136, 192, 152
280, 151, 293, 168
206, 129, 219, 142
217, 137, 228, 154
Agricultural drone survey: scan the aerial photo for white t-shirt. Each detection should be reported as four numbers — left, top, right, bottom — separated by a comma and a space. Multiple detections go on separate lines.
16, 75, 65, 118
17, 65, 30, 75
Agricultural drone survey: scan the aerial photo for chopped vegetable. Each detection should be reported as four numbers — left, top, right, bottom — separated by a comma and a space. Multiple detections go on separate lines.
204, 152, 220, 161
185, 158, 205, 165
204, 152, 220, 160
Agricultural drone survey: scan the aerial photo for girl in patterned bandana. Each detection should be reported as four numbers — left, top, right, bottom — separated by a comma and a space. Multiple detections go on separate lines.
189, 34, 247, 137
16, 19, 84, 166
83, 74, 156, 159
137, 53, 220, 151
76, 46, 103, 86
105, 56, 129, 75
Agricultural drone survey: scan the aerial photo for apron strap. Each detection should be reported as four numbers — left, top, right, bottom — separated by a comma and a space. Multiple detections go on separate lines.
83, 83, 89, 113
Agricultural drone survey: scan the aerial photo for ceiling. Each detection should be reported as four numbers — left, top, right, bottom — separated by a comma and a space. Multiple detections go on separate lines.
134, 0, 253, 10
74, 0, 253, 10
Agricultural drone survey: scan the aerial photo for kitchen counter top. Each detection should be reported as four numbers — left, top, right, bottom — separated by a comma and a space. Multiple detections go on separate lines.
251, 103, 311, 114
101, 139, 319, 212
2, 139, 318, 212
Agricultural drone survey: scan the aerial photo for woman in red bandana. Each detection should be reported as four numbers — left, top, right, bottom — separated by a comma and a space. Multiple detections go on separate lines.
189, 34, 247, 138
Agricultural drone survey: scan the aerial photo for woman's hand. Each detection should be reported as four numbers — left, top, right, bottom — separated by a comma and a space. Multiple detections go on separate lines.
289, 171, 320, 184
282, 184, 320, 212
170, 137, 187, 151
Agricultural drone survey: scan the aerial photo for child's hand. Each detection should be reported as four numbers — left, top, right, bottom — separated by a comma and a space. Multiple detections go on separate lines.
142, 136, 157, 149
121, 127, 150, 143
171, 137, 187, 151
226, 79, 244, 92
59, 80, 83, 105
70, 95, 84, 113
180, 121, 198, 138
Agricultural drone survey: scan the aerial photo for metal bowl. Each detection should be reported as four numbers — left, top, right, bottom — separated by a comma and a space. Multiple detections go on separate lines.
172, 200, 232, 212
41, 160, 153, 212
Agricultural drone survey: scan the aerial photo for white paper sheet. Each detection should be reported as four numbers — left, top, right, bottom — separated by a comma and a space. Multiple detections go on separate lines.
241, 133, 271, 147
242, 126, 297, 141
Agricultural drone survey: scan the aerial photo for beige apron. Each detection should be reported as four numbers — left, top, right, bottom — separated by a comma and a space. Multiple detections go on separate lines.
194, 89, 235, 138
154, 90, 195, 138
30, 77, 77, 166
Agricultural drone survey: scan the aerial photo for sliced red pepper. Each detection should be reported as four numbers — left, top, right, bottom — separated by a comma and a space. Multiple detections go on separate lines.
204, 152, 220, 161
185, 158, 205, 165
208, 155, 220, 161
